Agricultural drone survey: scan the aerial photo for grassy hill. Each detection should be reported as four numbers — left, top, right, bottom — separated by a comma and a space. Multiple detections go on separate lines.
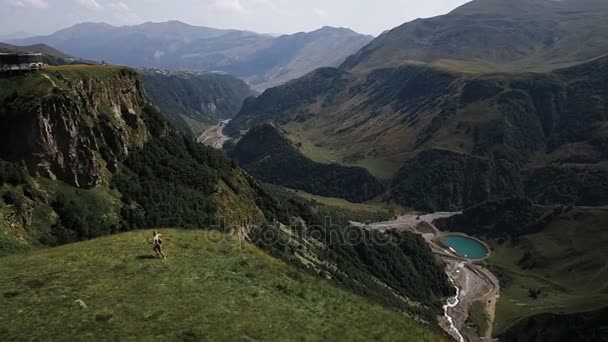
341, 0, 608, 73
229, 124, 384, 203
486, 207, 608, 334
0, 64, 455, 333
439, 204, 608, 337
227, 54, 608, 211
0, 230, 447, 341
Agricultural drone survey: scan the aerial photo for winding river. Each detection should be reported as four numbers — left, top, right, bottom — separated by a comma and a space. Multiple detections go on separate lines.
444, 283, 465, 342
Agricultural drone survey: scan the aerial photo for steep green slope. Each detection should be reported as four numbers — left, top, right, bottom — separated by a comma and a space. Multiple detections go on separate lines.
442, 204, 608, 336
436, 197, 563, 238
0, 65, 454, 329
341, 0, 608, 72
141, 70, 257, 137
499, 307, 608, 342
0, 65, 275, 246
227, 55, 608, 211
0, 230, 447, 342
229, 124, 384, 202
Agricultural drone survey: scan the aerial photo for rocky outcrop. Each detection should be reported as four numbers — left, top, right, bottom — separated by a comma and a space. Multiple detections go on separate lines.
0, 67, 149, 188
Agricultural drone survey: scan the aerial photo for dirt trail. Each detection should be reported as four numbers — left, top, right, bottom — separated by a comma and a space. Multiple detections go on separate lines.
41, 73, 59, 88
359, 214, 500, 342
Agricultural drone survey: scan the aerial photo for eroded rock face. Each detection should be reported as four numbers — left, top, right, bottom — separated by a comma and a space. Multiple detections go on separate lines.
0, 68, 149, 188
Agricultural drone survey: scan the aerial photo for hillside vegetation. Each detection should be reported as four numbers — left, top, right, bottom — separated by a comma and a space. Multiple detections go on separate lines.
0, 65, 453, 329
141, 70, 256, 137
342, 0, 608, 72
0, 230, 447, 341
230, 124, 384, 203
443, 204, 608, 337
227, 54, 608, 211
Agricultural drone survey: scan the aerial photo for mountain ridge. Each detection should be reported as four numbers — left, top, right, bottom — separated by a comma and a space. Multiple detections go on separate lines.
226, 12, 608, 211
341, 0, 608, 73
13, 21, 372, 91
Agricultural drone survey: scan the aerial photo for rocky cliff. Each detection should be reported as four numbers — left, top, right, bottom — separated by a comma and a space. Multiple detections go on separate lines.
0, 66, 150, 188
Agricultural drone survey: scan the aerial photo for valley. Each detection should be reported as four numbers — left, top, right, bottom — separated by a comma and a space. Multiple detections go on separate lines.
197, 119, 232, 149
2, 0, 608, 340
354, 213, 500, 342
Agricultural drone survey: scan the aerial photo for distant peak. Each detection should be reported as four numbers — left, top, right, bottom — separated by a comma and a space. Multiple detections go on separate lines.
53, 22, 116, 35
315, 26, 357, 34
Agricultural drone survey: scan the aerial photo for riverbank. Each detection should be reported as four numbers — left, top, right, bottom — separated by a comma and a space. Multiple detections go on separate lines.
356, 214, 500, 341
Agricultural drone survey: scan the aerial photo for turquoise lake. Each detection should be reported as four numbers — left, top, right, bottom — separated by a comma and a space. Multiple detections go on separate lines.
442, 235, 489, 259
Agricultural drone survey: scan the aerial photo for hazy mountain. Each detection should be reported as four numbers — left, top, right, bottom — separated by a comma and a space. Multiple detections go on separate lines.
342, 0, 608, 72
0, 31, 33, 41
13, 21, 373, 91
140, 69, 257, 137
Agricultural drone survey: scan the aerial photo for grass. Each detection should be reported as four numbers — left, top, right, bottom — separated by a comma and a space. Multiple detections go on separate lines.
0, 65, 136, 104
290, 189, 396, 215
286, 130, 400, 180
0, 230, 447, 341
467, 301, 489, 335
487, 207, 608, 334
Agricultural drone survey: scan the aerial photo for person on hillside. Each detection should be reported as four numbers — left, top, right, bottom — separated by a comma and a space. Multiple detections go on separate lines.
152, 231, 166, 259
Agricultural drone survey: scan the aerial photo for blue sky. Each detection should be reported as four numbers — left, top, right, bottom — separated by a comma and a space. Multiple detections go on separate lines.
0, 0, 470, 36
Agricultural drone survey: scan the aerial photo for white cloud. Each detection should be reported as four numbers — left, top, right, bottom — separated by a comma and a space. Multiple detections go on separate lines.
313, 8, 327, 17
108, 2, 129, 12
212, 0, 247, 14
75, 0, 102, 11
9, 0, 48, 9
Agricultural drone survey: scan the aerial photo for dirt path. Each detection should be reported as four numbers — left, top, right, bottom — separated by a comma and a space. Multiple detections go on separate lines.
41, 73, 59, 88
360, 214, 500, 341
197, 119, 231, 149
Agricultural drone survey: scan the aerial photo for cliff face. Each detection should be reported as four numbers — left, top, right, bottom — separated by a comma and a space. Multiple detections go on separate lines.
0, 66, 150, 188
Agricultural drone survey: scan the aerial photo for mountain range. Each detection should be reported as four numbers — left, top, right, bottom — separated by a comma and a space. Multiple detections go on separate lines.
342, 0, 608, 73
222, 0, 608, 339
227, 0, 608, 212
2, 0, 608, 340
10, 21, 373, 91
